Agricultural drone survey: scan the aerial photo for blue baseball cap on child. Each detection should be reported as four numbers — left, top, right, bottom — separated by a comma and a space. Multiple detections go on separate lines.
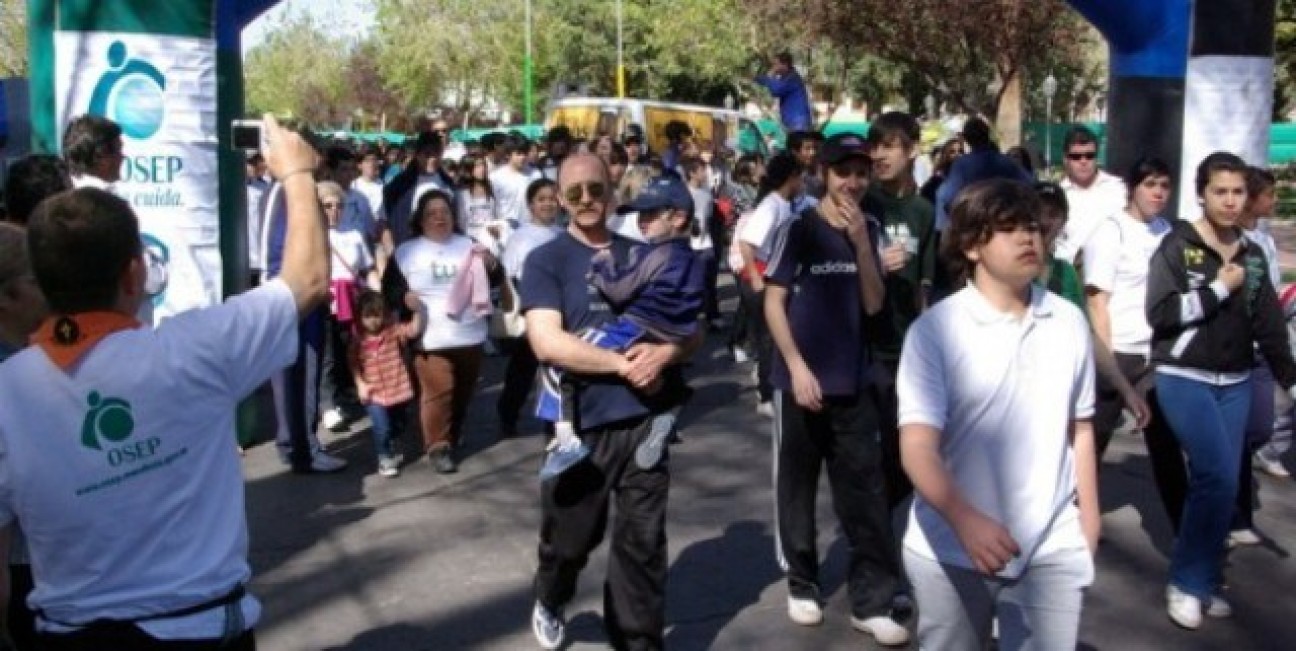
617, 174, 695, 216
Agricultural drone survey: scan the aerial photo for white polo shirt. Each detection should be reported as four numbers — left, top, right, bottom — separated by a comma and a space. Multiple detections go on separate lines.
1082, 210, 1171, 356
1055, 171, 1128, 264
897, 284, 1095, 578
0, 280, 298, 638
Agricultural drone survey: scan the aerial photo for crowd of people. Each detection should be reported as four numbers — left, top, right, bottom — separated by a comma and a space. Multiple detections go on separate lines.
0, 91, 1292, 650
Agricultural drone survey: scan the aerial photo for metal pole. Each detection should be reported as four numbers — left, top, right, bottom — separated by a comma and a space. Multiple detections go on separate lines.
1045, 95, 1053, 170
616, 0, 626, 97
524, 0, 534, 123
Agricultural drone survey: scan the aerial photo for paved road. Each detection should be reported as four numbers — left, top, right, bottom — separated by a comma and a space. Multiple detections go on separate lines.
242, 318, 1296, 651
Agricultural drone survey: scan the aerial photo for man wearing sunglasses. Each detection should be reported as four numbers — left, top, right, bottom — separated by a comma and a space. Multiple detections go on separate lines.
521, 154, 701, 650
1053, 126, 1128, 265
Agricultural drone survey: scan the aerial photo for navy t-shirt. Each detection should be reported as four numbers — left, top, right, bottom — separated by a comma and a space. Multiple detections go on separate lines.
765, 210, 873, 396
521, 230, 661, 430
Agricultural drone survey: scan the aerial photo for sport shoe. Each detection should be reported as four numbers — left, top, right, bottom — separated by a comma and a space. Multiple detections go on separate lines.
1166, 585, 1202, 630
1254, 452, 1291, 478
756, 401, 775, 419
1207, 594, 1233, 618
851, 615, 910, 646
787, 596, 823, 626
378, 456, 400, 477
292, 451, 347, 474
432, 449, 458, 474
732, 347, 751, 363
531, 601, 565, 649
635, 412, 677, 470
1228, 528, 1261, 547
321, 408, 347, 432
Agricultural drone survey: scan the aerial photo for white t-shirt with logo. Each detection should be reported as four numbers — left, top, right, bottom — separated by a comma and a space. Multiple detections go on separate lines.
1055, 171, 1128, 263
897, 284, 1095, 579
1082, 210, 1171, 356
0, 280, 299, 638
489, 165, 542, 226
395, 235, 489, 351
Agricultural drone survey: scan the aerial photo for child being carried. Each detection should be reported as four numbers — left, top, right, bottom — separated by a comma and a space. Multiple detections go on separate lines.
537, 175, 705, 476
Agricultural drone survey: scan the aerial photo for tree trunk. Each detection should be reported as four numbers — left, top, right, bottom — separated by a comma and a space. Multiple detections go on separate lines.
996, 69, 1022, 149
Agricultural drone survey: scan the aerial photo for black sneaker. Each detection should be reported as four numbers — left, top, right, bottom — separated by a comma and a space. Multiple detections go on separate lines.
531, 601, 565, 649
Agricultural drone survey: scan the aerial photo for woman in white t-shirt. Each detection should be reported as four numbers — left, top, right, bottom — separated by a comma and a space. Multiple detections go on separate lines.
320, 181, 377, 428
496, 178, 563, 436
1081, 157, 1183, 525
457, 177, 510, 256
391, 189, 493, 473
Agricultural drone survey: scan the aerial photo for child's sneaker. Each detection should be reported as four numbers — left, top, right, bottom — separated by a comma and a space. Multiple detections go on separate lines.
378, 456, 400, 477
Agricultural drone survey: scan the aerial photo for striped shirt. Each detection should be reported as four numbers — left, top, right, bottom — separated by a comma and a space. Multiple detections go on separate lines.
352, 324, 415, 406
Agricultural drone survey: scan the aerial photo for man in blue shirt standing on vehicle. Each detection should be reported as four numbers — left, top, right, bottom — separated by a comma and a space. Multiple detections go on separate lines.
756, 52, 813, 132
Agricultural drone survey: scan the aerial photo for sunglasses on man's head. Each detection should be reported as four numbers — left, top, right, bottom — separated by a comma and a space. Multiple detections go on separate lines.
563, 181, 607, 204
1066, 152, 1097, 161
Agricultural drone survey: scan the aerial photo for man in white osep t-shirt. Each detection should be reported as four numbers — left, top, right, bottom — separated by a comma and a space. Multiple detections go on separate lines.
490, 134, 543, 227
0, 116, 330, 650
1053, 126, 1128, 265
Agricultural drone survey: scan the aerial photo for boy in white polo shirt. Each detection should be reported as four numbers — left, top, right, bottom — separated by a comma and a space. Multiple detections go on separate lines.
0, 116, 328, 650
897, 179, 1100, 650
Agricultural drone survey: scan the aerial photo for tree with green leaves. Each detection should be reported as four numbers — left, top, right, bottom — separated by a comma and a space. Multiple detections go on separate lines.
0, 1, 27, 78
243, 11, 350, 125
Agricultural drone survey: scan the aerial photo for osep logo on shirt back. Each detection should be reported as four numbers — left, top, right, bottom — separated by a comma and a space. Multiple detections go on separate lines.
81, 391, 161, 467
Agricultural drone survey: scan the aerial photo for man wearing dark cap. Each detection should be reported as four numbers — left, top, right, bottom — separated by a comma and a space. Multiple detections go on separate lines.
522, 155, 701, 650
764, 133, 910, 646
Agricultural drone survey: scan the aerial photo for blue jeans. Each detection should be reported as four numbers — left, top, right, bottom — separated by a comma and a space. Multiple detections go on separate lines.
366, 401, 409, 460
1155, 373, 1252, 600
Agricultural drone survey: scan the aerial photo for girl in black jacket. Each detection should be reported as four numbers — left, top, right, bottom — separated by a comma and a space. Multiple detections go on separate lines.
1144, 152, 1296, 630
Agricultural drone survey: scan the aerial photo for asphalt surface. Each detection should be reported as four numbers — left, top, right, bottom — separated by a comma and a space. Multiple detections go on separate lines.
241, 307, 1296, 651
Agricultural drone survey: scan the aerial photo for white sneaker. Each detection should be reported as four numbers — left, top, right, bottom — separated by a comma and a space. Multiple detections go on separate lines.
1254, 452, 1291, 478
1166, 585, 1202, 630
531, 601, 565, 649
1228, 529, 1261, 547
377, 456, 400, 477
1207, 594, 1233, 618
321, 408, 346, 431
756, 401, 775, 419
732, 347, 751, 364
851, 615, 910, 646
787, 596, 823, 626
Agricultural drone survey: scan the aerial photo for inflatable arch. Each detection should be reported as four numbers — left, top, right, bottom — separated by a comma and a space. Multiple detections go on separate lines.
21, 0, 1278, 316
1068, 0, 1276, 219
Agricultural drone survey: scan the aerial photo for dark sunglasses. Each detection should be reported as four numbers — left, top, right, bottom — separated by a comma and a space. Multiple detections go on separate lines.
321, 202, 342, 210
563, 181, 607, 204
1066, 152, 1097, 161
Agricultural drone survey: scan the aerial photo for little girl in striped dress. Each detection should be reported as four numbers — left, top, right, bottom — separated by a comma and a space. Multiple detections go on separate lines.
350, 290, 422, 477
